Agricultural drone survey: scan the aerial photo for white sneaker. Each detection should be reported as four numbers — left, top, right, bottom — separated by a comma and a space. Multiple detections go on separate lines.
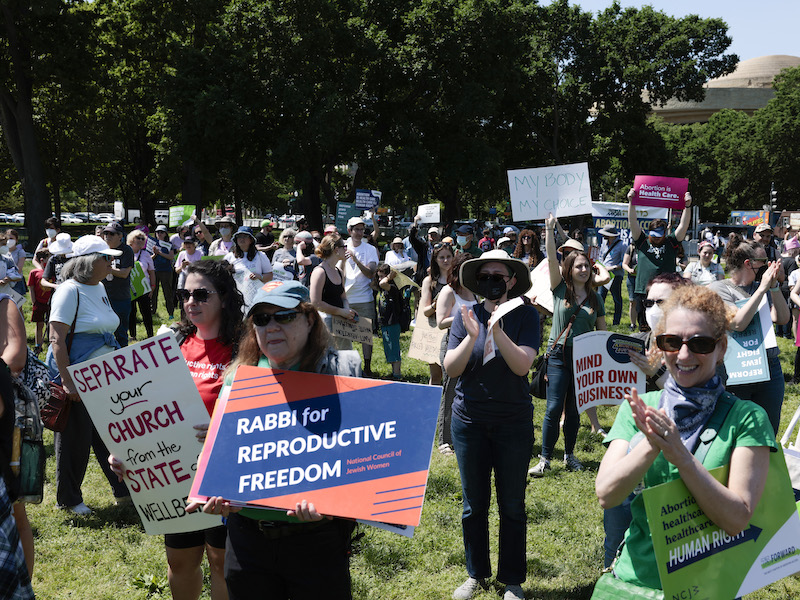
528, 456, 550, 477
64, 502, 92, 516
504, 584, 525, 600
453, 577, 487, 600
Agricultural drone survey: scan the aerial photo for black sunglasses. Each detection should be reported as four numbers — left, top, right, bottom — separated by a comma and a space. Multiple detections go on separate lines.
433, 242, 452, 250
642, 298, 666, 309
477, 273, 510, 283
252, 310, 301, 327
655, 334, 719, 354
176, 288, 218, 303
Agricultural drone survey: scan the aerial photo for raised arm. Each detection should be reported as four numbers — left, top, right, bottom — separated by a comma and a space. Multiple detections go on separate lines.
545, 215, 562, 290
674, 192, 693, 242
627, 188, 642, 241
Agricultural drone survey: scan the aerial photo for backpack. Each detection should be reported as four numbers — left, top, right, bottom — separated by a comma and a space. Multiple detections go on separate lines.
10, 376, 45, 503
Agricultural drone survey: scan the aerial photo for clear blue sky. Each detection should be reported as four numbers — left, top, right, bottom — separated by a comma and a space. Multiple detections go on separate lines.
555, 1, 799, 62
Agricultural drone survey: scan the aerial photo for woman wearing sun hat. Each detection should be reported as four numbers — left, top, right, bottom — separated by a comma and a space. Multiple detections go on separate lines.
443, 250, 539, 600
46, 235, 131, 515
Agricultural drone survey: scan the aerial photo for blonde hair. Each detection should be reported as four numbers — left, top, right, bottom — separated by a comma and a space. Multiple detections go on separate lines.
126, 230, 147, 245
315, 233, 341, 259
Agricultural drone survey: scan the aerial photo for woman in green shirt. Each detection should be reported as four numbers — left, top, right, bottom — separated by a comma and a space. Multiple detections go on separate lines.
595, 285, 775, 592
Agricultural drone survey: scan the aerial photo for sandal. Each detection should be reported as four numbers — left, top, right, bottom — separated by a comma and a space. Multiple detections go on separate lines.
438, 443, 455, 456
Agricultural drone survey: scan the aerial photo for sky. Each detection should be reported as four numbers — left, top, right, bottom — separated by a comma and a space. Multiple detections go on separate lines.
552, 1, 800, 62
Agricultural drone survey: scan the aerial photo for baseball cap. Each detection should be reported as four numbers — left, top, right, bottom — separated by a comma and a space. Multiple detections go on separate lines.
155, 225, 168, 233
347, 217, 365, 229
102, 222, 124, 235
456, 225, 473, 235
755, 223, 773, 234
248, 281, 310, 315
68, 235, 123, 258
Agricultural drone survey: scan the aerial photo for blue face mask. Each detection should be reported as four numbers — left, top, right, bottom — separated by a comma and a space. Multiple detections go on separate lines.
457, 235, 468, 247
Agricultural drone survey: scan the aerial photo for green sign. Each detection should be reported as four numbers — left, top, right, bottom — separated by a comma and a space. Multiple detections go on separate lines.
643, 450, 800, 598
129, 262, 152, 301
169, 205, 195, 227
336, 202, 360, 232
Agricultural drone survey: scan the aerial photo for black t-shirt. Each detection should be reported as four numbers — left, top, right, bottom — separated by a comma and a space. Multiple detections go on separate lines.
43, 254, 69, 285
102, 243, 135, 300
448, 301, 540, 423
255, 231, 274, 247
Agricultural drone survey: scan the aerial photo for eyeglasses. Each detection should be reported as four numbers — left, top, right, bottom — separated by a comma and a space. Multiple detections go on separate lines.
252, 310, 301, 327
655, 334, 720, 354
477, 273, 510, 283
642, 298, 666, 308
176, 288, 218, 303
749, 258, 767, 265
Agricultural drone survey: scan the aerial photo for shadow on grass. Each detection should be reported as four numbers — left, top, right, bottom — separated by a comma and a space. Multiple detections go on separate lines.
59, 504, 143, 530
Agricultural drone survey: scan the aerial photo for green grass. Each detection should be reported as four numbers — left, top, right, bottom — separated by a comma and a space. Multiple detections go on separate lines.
19, 269, 800, 599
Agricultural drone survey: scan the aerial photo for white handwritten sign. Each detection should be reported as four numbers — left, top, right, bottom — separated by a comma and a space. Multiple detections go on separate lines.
408, 315, 447, 364
507, 162, 592, 221
67, 333, 220, 535
416, 203, 441, 224
331, 316, 373, 344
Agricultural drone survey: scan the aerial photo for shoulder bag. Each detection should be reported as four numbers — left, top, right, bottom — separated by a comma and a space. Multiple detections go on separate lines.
41, 288, 80, 432
530, 296, 588, 399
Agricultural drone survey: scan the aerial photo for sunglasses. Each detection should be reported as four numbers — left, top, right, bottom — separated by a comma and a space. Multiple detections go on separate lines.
433, 242, 452, 250
252, 310, 301, 327
642, 298, 666, 308
334, 242, 346, 249
176, 288, 218, 303
99, 255, 114, 262
476, 273, 510, 283
655, 334, 720, 354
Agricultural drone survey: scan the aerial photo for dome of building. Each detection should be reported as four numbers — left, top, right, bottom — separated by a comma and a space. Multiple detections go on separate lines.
707, 55, 800, 89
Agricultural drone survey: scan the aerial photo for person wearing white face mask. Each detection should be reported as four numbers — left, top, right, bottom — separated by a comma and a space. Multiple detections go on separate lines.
5, 229, 26, 297
0, 232, 23, 291
209, 216, 237, 256
33, 217, 61, 269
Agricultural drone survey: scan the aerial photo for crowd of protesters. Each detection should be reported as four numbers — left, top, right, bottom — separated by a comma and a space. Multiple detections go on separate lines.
0, 190, 798, 599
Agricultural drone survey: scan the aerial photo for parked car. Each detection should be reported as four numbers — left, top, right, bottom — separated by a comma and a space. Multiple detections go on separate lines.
74, 212, 100, 222
59, 212, 83, 224
154, 210, 169, 225
96, 213, 116, 222
11, 213, 25, 223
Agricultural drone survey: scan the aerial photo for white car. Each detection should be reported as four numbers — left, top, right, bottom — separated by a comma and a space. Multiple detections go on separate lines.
96, 213, 117, 223
60, 213, 83, 224
11, 213, 25, 223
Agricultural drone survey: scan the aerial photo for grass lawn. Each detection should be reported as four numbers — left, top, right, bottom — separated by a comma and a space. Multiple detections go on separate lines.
18, 268, 800, 599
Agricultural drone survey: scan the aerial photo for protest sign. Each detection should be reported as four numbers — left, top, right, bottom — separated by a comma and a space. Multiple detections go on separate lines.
723, 297, 770, 385
169, 205, 195, 228
232, 270, 265, 311
591, 201, 670, 246
331, 315, 373, 345
66, 333, 220, 535
336, 202, 361, 232
355, 189, 382, 210
391, 268, 419, 290
482, 298, 525, 365
643, 452, 800, 598
200, 254, 224, 261
129, 261, 152, 301
416, 203, 441, 224
0, 285, 26, 308
571, 331, 646, 414
189, 366, 441, 526
524, 260, 553, 315
507, 162, 592, 221
408, 315, 447, 364
631, 175, 689, 210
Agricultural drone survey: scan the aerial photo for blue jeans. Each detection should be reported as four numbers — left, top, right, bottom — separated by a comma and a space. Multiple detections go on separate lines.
541, 344, 578, 460
600, 273, 623, 325
724, 354, 784, 435
603, 493, 634, 568
451, 415, 533, 585
109, 297, 132, 347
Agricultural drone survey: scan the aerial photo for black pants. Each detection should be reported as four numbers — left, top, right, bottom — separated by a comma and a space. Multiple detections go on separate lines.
129, 294, 154, 339
225, 514, 354, 600
55, 401, 129, 507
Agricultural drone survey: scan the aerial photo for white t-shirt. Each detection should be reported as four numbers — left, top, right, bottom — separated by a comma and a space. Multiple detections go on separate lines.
385, 249, 410, 267
345, 240, 379, 303
49, 279, 120, 335
223, 251, 273, 277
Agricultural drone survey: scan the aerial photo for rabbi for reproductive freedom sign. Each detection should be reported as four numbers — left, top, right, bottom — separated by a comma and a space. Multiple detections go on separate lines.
66, 333, 220, 535
571, 331, 646, 414
189, 366, 441, 526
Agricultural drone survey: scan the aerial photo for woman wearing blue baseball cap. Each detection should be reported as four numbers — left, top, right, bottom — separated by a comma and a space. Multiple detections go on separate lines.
192, 280, 361, 600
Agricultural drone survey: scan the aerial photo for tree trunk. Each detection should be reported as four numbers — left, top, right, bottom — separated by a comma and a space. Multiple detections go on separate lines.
303, 170, 324, 233
182, 160, 202, 218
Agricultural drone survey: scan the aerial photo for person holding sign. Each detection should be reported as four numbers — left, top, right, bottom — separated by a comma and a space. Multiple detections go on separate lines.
111, 260, 243, 600
627, 187, 692, 310
127, 229, 155, 341
531, 217, 607, 477
594, 286, 776, 597
417, 242, 454, 385
443, 250, 539, 600
46, 235, 130, 515
310, 234, 356, 351
708, 238, 789, 433
194, 281, 360, 600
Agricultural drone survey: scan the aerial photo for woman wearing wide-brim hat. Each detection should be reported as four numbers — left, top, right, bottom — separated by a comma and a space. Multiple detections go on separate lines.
443, 249, 540, 600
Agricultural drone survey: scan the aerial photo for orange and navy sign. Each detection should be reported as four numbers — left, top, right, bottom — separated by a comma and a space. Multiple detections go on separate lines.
189, 366, 440, 526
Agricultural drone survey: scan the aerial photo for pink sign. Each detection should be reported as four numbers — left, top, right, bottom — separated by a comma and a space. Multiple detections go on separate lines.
632, 175, 689, 209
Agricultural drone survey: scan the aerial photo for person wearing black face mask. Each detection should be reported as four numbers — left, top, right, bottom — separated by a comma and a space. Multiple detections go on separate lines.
709, 237, 789, 433
443, 250, 539, 600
